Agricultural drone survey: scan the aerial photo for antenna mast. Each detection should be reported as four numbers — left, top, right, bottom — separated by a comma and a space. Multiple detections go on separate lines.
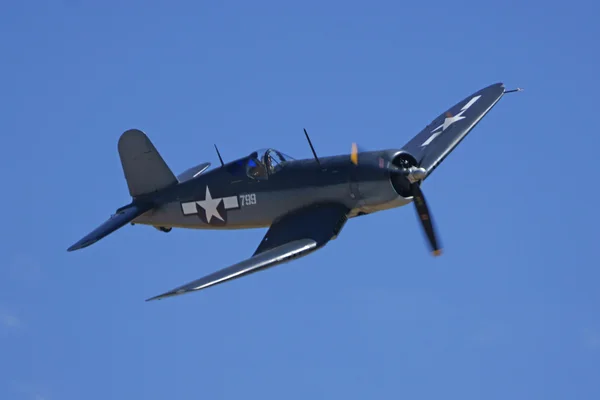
303, 128, 321, 167
214, 144, 224, 166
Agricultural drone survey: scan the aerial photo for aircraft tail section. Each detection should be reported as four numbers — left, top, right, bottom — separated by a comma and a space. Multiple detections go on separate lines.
68, 129, 181, 252
118, 129, 178, 198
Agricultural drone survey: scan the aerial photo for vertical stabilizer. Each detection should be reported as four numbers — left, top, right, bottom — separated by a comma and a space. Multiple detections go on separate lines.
118, 129, 178, 197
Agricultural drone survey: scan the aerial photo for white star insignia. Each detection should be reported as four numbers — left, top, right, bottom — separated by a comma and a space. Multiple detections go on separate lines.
196, 186, 224, 223
420, 95, 481, 147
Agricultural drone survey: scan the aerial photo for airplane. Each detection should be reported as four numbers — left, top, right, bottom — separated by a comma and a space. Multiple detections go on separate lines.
67, 82, 522, 301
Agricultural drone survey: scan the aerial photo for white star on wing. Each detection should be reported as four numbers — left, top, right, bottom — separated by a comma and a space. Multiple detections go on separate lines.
421, 113, 467, 147
420, 95, 481, 147
196, 186, 224, 223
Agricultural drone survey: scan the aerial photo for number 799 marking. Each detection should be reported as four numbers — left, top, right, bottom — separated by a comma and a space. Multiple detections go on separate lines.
240, 193, 257, 206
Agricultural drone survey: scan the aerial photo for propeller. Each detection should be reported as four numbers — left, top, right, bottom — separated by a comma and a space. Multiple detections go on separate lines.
350, 142, 360, 165
350, 142, 442, 256
410, 181, 442, 256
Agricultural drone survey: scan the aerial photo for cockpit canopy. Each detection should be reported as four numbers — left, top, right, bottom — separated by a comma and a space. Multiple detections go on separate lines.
246, 148, 294, 180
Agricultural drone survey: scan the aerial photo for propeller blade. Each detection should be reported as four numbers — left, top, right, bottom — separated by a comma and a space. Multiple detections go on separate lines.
350, 142, 392, 171
351, 142, 359, 165
410, 183, 442, 256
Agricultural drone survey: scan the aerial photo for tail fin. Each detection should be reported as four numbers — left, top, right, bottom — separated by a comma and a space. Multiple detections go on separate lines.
118, 129, 178, 198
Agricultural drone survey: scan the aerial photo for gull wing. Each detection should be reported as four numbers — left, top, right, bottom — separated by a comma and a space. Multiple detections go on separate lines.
146, 203, 350, 301
401, 82, 507, 177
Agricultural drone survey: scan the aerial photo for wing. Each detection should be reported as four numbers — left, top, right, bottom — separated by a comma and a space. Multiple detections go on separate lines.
401, 82, 506, 177
146, 203, 350, 301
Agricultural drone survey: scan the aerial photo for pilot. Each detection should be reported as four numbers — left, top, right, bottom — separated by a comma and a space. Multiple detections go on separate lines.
264, 152, 275, 174
247, 158, 267, 178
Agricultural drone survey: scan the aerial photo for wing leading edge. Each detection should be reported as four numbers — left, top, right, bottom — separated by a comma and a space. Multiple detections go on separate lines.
146, 203, 350, 301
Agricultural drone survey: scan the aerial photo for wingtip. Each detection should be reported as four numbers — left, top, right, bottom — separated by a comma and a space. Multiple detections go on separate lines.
66, 243, 84, 252
66, 236, 99, 252
432, 249, 442, 257
145, 289, 182, 302
145, 293, 167, 302
504, 87, 524, 94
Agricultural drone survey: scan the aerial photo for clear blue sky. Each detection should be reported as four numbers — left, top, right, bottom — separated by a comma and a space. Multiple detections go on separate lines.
1, 1, 599, 399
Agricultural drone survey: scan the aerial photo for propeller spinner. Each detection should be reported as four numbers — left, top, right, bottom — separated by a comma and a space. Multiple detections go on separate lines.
350, 143, 442, 256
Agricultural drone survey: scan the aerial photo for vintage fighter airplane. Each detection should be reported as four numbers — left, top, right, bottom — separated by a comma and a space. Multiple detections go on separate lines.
68, 82, 521, 301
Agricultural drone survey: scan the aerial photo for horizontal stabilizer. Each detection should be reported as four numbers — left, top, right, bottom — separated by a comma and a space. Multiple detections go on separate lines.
118, 129, 178, 197
67, 203, 153, 252
176, 162, 211, 182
